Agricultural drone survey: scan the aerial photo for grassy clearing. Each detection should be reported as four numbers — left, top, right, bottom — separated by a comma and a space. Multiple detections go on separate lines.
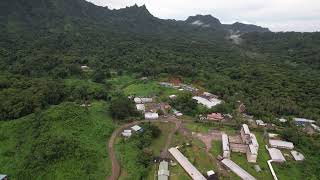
148, 122, 175, 156
0, 101, 115, 180
210, 140, 222, 157
123, 81, 180, 98
108, 75, 137, 90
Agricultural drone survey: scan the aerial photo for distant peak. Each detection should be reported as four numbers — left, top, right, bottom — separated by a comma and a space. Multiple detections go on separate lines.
186, 14, 221, 28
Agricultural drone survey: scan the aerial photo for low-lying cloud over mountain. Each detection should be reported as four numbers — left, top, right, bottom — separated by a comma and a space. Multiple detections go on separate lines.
87, 0, 320, 32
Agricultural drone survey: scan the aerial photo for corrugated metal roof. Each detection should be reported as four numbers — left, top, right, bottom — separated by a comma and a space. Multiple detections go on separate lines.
291, 151, 305, 161
267, 148, 285, 162
269, 139, 294, 149
242, 124, 250, 135
169, 148, 206, 180
221, 159, 256, 180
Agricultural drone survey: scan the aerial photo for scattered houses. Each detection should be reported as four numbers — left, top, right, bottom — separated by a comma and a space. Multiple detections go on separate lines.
145, 112, 159, 120
221, 158, 256, 180
267, 147, 286, 163
222, 133, 231, 158
291, 151, 305, 161
168, 147, 206, 180
269, 139, 294, 149
158, 160, 170, 180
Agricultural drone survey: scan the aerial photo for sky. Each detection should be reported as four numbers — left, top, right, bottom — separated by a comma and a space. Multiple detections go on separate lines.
86, 0, 320, 32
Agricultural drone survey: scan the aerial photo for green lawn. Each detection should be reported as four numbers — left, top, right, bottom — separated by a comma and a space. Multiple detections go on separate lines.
0, 101, 115, 180
210, 140, 222, 157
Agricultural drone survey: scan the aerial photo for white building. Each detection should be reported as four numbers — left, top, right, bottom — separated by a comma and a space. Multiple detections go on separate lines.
291, 151, 305, 161
311, 124, 320, 132
256, 120, 266, 126
145, 112, 159, 120
222, 133, 230, 158
169, 147, 206, 180
136, 104, 145, 111
294, 118, 315, 124
278, 118, 287, 123
269, 139, 294, 149
158, 160, 170, 180
267, 147, 286, 162
221, 159, 256, 180
131, 125, 142, 132
169, 95, 177, 99
192, 96, 221, 108
122, 129, 132, 137
134, 97, 153, 104
207, 170, 215, 177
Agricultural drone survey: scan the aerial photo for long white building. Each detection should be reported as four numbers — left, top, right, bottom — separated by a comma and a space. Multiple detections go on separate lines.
169, 147, 206, 180
222, 133, 230, 158
221, 159, 256, 180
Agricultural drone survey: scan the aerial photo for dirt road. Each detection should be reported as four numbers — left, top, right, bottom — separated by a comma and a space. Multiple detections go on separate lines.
107, 118, 181, 180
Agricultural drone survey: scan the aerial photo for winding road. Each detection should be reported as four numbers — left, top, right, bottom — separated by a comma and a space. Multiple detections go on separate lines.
107, 117, 182, 180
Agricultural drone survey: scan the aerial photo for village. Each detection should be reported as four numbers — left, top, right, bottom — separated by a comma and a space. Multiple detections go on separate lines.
110, 78, 319, 180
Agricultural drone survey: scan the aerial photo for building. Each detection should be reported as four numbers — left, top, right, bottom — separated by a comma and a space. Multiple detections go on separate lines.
158, 160, 170, 180
145, 112, 159, 120
0, 175, 7, 180
134, 97, 153, 104
250, 133, 259, 148
256, 120, 266, 126
291, 151, 305, 161
207, 113, 223, 121
168, 147, 206, 180
278, 118, 287, 123
192, 96, 221, 108
246, 144, 258, 163
206, 170, 218, 180
240, 124, 251, 144
221, 159, 256, 180
131, 125, 142, 132
294, 118, 315, 125
136, 104, 145, 111
311, 124, 320, 132
269, 139, 294, 149
267, 147, 286, 162
169, 95, 177, 99
222, 133, 231, 158
122, 129, 132, 137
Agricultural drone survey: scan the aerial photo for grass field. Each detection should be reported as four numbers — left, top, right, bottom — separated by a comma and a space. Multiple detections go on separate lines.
0, 101, 115, 180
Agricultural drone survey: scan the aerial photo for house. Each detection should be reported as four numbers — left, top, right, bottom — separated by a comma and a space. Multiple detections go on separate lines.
169, 95, 177, 99
158, 160, 170, 180
221, 159, 256, 180
207, 113, 223, 121
159, 82, 174, 88
192, 96, 221, 108
294, 118, 315, 125
134, 97, 153, 104
131, 125, 142, 132
0, 175, 8, 180
269, 139, 294, 149
81, 65, 90, 70
268, 133, 279, 138
256, 120, 266, 126
278, 118, 287, 123
172, 109, 183, 117
122, 130, 132, 137
291, 151, 305, 161
240, 124, 251, 144
145, 112, 159, 120
250, 133, 259, 149
136, 104, 145, 111
222, 133, 230, 158
267, 147, 286, 162
169, 147, 206, 180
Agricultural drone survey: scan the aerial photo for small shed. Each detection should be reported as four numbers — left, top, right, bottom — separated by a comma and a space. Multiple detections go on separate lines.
131, 125, 142, 132
122, 130, 132, 137
291, 151, 305, 161
256, 120, 266, 126
136, 104, 145, 111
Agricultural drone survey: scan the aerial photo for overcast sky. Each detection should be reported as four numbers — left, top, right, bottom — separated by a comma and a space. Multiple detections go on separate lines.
86, 0, 320, 32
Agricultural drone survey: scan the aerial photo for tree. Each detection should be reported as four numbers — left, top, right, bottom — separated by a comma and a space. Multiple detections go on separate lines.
109, 94, 138, 120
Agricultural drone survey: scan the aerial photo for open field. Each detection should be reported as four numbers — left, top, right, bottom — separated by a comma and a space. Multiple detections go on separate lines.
0, 101, 115, 179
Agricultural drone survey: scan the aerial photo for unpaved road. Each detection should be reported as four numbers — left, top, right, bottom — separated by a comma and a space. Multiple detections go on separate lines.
107, 118, 181, 180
